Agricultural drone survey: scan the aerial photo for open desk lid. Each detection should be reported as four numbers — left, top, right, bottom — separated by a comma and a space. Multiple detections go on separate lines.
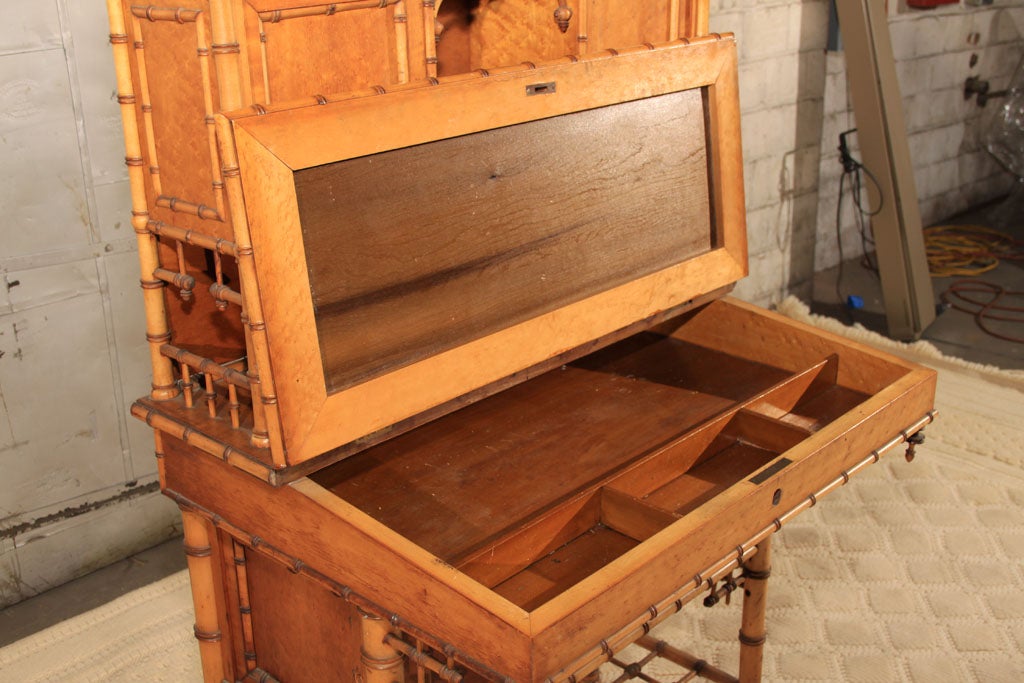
222, 34, 747, 468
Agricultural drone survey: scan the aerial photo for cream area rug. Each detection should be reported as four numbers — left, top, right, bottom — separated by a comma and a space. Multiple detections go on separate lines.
2, 297, 1022, 682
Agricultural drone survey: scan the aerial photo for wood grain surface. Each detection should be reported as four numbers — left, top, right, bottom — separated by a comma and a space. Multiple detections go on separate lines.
296, 88, 712, 391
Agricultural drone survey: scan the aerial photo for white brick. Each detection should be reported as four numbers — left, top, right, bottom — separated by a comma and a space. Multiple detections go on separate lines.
795, 1, 830, 53
94, 180, 133, 245
738, 59, 768, 112
823, 72, 851, 116
918, 191, 967, 227
795, 98, 825, 149
826, 51, 846, 77
742, 4, 792, 61
67, 0, 129, 186
916, 158, 960, 200
733, 250, 783, 304
745, 156, 784, 211
888, 19, 918, 63
0, 2, 62, 56
102, 250, 155, 479
940, 14, 974, 55
742, 104, 798, 161
929, 51, 974, 91
3, 492, 181, 608
745, 204, 780, 256
0, 261, 126, 515
939, 87, 975, 129
798, 48, 827, 101
895, 57, 933, 97
991, 8, 1024, 44
912, 17, 946, 59
0, 50, 91, 259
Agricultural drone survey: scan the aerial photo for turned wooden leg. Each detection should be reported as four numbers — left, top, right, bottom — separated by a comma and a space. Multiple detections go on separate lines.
182, 509, 230, 683
738, 536, 771, 683
360, 610, 406, 683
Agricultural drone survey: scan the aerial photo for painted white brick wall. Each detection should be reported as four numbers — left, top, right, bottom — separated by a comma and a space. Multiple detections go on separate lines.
0, 1, 1022, 607
711, 0, 832, 305
0, 1, 180, 609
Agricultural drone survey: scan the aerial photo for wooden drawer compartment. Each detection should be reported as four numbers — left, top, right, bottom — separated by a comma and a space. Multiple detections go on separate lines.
303, 297, 932, 617
159, 297, 935, 681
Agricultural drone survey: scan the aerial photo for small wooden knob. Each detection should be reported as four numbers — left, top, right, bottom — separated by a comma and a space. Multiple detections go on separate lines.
553, 4, 572, 33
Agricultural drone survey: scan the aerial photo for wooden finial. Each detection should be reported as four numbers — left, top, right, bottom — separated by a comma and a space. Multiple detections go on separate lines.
553, 2, 572, 33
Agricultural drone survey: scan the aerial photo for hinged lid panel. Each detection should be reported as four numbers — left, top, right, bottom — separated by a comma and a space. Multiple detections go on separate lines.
224, 35, 746, 467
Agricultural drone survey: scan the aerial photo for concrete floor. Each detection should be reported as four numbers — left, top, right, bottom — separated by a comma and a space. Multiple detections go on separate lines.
1, 198, 1021, 651
0, 536, 186, 648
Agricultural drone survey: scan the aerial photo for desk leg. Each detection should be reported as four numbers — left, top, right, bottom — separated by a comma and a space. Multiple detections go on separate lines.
360, 610, 406, 683
738, 536, 771, 683
181, 509, 230, 683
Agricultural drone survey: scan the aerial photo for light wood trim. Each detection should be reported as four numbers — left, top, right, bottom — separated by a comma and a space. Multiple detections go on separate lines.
129, 13, 163, 196
706, 42, 746, 270
210, 0, 245, 111
215, 117, 287, 467
672, 298, 920, 393
423, 0, 438, 78
245, 0, 396, 11
108, 0, 178, 401
833, 0, 935, 340
181, 510, 230, 683
292, 478, 531, 629
227, 36, 744, 465
231, 36, 732, 170
393, 0, 410, 83
577, 0, 589, 54
229, 124, 322, 458
738, 537, 770, 682
359, 611, 406, 683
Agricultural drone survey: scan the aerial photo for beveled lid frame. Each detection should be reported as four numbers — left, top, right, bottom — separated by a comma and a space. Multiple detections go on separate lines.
221, 35, 746, 467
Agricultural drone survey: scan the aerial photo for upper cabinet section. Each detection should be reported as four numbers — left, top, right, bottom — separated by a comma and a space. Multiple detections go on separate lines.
437, 0, 710, 76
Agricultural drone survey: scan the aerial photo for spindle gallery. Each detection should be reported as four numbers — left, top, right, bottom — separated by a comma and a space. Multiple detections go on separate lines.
106, 2, 936, 681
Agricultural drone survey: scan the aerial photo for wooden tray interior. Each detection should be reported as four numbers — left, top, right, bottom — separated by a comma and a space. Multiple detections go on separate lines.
310, 302, 903, 610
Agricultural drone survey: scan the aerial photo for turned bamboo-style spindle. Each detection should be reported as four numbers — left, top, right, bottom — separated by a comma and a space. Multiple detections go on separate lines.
669, 0, 680, 41
107, 0, 178, 401
576, 0, 589, 54
423, 0, 438, 78
738, 537, 771, 683
181, 510, 229, 683
360, 610, 406, 683
232, 540, 258, 672
241, 310, 270, 449
394, 0, 411, 83
209, 0, 244, 111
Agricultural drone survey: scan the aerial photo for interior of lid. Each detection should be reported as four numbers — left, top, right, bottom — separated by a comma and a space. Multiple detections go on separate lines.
294, 88, 715, 393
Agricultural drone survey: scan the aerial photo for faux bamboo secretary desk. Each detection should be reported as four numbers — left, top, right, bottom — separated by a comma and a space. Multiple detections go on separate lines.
106, 2, 936, 682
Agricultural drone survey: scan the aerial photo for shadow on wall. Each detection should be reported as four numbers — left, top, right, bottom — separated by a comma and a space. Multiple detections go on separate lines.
786, 1, 829, 301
